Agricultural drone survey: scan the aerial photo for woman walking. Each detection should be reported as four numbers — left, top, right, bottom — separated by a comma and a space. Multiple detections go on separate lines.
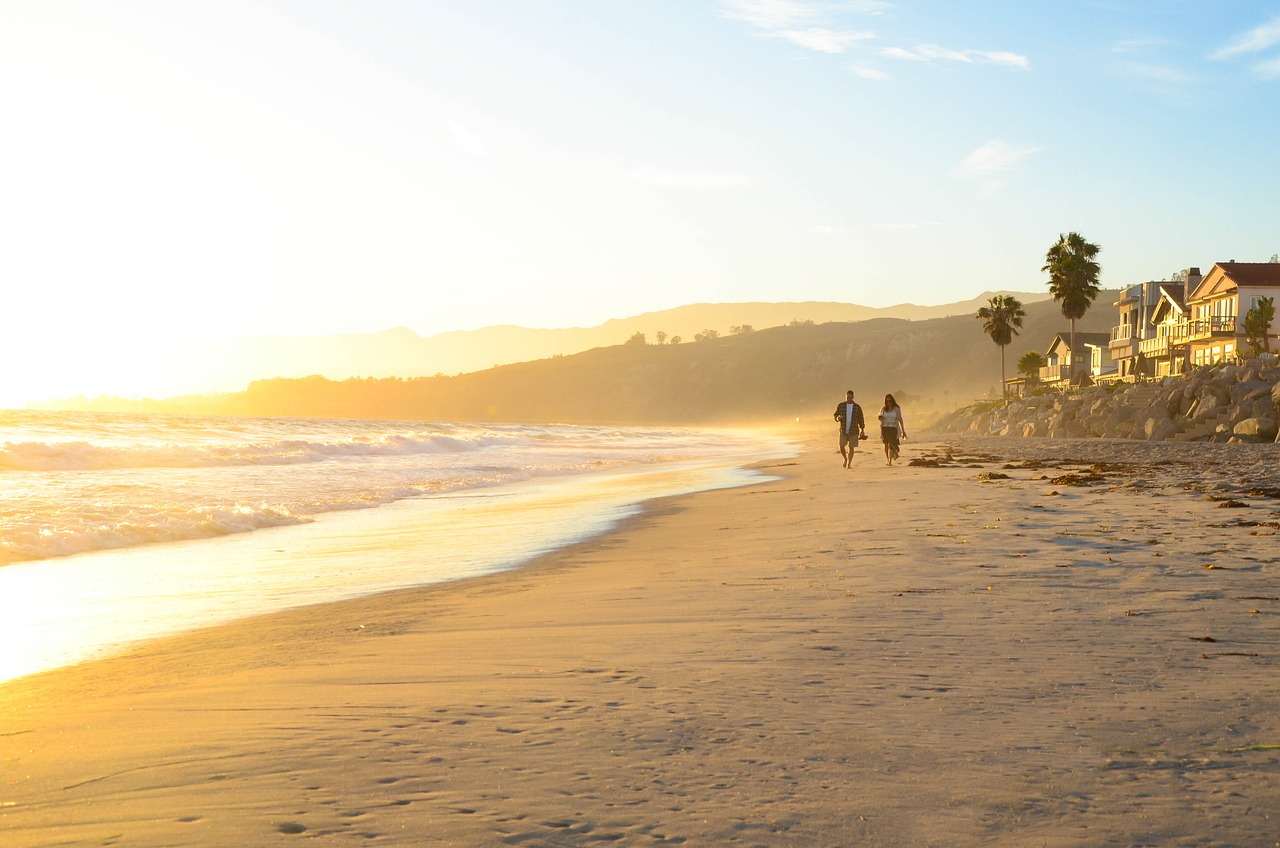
878, 394, 907, 466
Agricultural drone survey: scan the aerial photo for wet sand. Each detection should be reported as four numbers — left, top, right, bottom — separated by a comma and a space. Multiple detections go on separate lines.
3, 428, 1279, 846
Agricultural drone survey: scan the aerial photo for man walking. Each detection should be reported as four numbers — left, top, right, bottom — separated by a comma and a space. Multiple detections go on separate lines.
833, 390, 866, 469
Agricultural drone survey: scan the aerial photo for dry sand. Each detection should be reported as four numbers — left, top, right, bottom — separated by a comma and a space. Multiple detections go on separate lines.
3, 428, 1280, 847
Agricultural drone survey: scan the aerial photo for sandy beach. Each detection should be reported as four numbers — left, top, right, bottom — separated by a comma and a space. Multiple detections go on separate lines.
3, 427, 1280, 847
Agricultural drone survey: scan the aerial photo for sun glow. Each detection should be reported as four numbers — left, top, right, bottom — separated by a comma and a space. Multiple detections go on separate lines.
0, 331, 206, 409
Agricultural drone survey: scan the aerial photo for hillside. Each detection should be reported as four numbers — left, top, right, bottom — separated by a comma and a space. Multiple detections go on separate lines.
95, 294, 1115, 425
161, 292, 1053, 395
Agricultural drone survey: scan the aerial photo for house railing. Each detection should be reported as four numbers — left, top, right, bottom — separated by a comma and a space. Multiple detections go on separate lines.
1110, 324, 1134, 342
1180, 315, 1236, 343
1137, 316, 1237, 354
1139, 335, 1169, 356
1039, 364, 1072, 382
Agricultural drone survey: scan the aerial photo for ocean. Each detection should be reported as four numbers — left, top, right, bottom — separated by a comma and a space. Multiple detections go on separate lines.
0, 410, 792, 683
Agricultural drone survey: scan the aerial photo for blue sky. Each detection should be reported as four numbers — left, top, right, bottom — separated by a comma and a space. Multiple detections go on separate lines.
1, 1, 1279, 400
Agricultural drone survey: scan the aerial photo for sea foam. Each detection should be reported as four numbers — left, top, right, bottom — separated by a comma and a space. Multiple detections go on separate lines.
0, 411, 781, 565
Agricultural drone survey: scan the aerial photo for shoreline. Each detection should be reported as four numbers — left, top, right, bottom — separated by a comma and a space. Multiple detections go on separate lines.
0, 446, 793, 685
3, 429, 1279, 846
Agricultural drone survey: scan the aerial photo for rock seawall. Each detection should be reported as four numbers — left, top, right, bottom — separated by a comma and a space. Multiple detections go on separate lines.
932, 357, 1280, 443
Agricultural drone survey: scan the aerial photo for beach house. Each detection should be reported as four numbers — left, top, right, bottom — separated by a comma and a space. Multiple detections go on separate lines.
1108, 280, 1170, 381
1039, 332, 1114, 387
1181, 261, 1280, 367
1139, 283, 1192, 377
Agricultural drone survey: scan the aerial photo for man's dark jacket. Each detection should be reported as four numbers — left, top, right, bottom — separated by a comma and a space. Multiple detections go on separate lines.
834, 400, 865, 434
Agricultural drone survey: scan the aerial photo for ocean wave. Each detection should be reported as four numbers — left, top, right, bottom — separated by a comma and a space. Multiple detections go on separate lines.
0, 412, 789, 566
0, 432, 499, 472
0, 503, 316, 565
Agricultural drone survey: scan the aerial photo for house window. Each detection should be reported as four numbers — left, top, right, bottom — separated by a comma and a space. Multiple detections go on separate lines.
1225, 342, 1235, 358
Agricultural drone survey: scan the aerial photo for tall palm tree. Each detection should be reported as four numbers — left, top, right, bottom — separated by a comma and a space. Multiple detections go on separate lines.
976, 295, 1026, 397
1042, 232, 1102, 383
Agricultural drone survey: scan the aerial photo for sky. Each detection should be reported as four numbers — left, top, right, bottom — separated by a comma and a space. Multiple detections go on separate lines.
2, 0, 1280, 403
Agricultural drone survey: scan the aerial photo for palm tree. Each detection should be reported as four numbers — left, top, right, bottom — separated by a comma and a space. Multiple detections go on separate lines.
1042, 232, 1102, 383
1017, 350, 1047, 387
976, 295, 1026, 397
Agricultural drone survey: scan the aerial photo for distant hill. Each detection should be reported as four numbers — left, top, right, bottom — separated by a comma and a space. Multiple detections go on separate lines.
163, 292, 1054, 393
76, 293, 1116, 425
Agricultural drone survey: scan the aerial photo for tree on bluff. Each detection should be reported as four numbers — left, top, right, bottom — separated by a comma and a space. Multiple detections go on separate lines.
1018, 350, 1047, 387
976, 295, 1025, 397
1042, 231, 1102, 383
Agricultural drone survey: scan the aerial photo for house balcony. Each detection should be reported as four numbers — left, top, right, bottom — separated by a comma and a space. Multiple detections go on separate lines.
1109, 324, 1137, 356
1139, 335, 1170, 357
1139, 316, 1237, 355
1181, 315, 1237, 343
1039, 364, 1070, 383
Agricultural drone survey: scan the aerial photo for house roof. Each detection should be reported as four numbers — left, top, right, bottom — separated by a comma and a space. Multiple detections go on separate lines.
1045, 331, 1111, 356
1158, 284, 1186, 310
1113, 285, 1142, 307
1151, 285, 1186, 323
1071, 332, 1111, 347
1218, 261, 1280, 288
1187, 261, 1280, 303
1112, 280, 1163, 308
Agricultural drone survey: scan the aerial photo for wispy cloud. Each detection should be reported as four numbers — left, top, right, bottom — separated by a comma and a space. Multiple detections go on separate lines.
851, 65, 891, 81
1110, 37, 1167, 55
722, 1, 1026, 74
447, 120, 488, 159
721, 0, 890, 28
1103, 37, 1192, 87
807, 220, 940, 234
720, 0, 880, 54
777, 28, 874, 53
721, 0, 819, 29
953, 139, 1039, 196
623, 168, 754, 189
1213, 15, 1280, 78
955, 139, 1038, 176
877, 221, 941, 231
1256, 55, 1280, 78
1114, 61, 1192, 84
1213, 16, 1280, 59
881, 44, 1029, 68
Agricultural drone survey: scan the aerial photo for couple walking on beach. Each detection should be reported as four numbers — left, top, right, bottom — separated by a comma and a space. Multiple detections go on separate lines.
834, 390, 907, 468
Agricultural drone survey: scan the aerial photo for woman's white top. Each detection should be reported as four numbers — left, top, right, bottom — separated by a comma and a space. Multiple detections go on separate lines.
880, 407, 904, 429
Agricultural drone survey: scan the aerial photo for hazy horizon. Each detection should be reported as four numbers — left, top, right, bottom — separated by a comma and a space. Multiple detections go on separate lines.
15, 290, 1057, 406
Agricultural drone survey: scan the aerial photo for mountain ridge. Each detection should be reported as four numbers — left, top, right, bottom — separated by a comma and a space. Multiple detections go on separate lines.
163, 291, 1056, 394
57, 292, 1114, 424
